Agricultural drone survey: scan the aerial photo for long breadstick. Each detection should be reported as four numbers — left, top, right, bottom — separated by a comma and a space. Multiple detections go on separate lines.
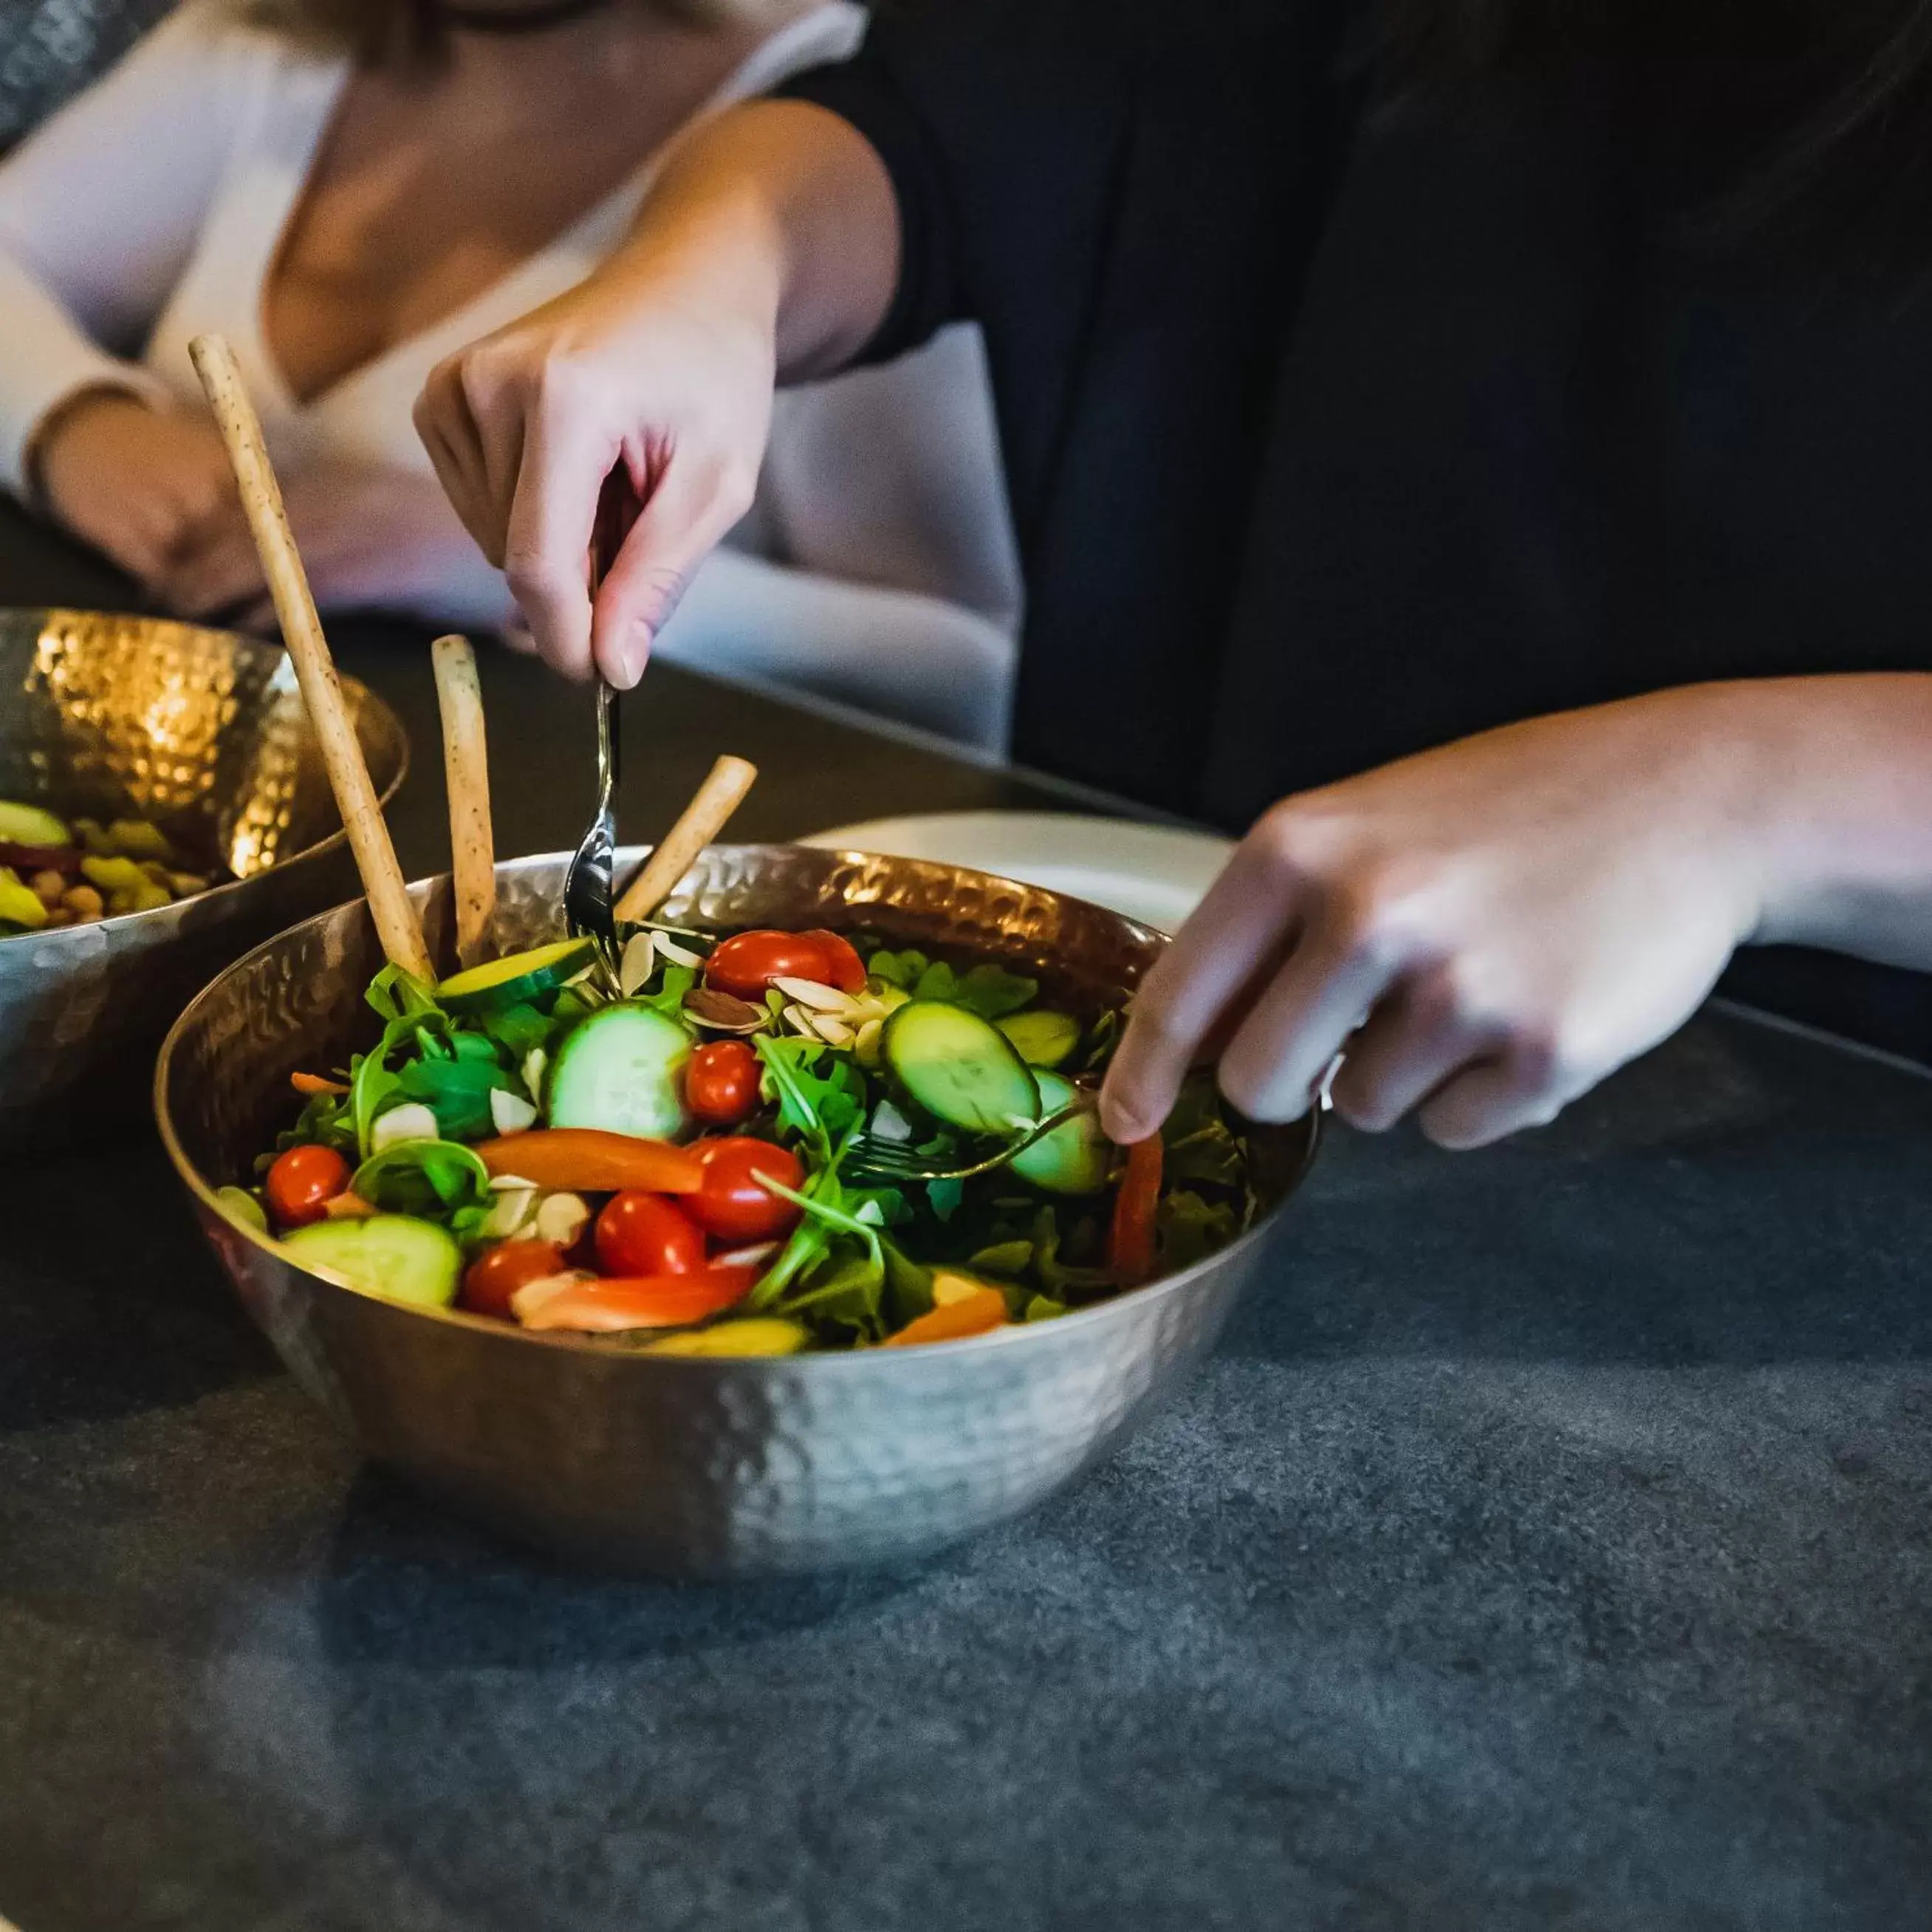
430, 634, 495, 968
614, 755, 758, 923
188, 334, 434, 981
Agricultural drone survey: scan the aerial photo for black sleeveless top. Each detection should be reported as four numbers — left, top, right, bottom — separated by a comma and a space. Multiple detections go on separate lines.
782, 0, 1932, 1055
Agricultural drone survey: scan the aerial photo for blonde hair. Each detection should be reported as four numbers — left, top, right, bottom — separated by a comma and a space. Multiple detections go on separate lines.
238, 0, 788, 61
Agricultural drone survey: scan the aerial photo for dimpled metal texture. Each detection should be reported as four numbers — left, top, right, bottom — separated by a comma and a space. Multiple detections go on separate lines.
157, 846, 1320, 1578
0, 609, 407, 1148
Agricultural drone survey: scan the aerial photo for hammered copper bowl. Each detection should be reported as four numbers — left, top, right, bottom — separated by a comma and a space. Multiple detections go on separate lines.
0, 609, 406, 1149
157, 845, 1319, 1579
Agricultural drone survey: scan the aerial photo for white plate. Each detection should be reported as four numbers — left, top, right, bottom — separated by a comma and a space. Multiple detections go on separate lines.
800, 811, 1232, 934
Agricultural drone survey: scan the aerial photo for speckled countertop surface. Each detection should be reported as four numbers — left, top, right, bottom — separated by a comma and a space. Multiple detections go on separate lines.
1, 515, 1929, 1930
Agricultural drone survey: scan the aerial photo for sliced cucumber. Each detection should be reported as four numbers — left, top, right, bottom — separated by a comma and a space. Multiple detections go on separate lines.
1011, 1072, 1111, 1195
996, 1009, 1080, 1069
437, 937, 595, 1014
284, 1214, 462, 1309
883, 999, 1039, 1136
0, 800, 70, 846
545, 1000, 691, 1140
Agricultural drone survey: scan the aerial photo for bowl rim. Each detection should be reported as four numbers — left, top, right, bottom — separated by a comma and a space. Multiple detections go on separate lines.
0, 614, 408, 944
154, 845, 1320, 1369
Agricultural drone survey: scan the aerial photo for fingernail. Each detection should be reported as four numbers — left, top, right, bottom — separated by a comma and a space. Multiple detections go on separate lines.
616, 623, 651, 690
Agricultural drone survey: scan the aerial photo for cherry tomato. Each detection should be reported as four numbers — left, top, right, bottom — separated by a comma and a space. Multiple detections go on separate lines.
264, 1143, 351, 1230
688, 1136, 806, 1242
799, 929, 867, 993
595, 1191, 707, 1277
685, 1038, 761, 1126
461, 1239, 566, 1320
705, 929, 843, 999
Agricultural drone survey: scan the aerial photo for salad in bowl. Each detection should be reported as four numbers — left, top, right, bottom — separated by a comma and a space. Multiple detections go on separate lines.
227, 912, 1258, 1355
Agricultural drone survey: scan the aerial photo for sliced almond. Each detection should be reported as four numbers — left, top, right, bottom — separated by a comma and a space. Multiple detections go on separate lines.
617, 930, 657, 996
489, 1086, 538, 1135
810, 1014, 855, 1047
772, 976, 857, 1015
651, 931, 706, 969
534, 1191, 590, 1248
683, 986, 767, 1032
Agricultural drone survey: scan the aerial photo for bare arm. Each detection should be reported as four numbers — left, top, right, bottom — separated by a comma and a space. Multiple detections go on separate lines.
1100, 673, 1932, 1149
415, 101, 900, 686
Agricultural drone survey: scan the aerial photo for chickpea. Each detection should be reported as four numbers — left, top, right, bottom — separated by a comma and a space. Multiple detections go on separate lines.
30, 869, 65, 905
61, 883, 105, 922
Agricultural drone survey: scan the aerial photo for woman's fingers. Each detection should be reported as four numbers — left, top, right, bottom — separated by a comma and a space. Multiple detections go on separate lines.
497, 404, 612, 682
589, 450, 756, 688
414, 355, 499, 560
1323, 967, 1509, 1132
1099, 839, 1304, 1142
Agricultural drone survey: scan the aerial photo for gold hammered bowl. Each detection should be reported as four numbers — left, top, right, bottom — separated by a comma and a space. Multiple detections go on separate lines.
157, 846, 1320, 1579
0, 609, 407, 1149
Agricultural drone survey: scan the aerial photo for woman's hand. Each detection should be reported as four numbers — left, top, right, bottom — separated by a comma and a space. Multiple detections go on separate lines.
1100, 688, 1781, 1150
154, 463, 518, 631
412, 100, 899, 688
414, 267, 775, 687
34, 389, 241, 588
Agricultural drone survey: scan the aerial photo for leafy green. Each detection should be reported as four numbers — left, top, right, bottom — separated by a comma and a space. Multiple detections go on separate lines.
350, 1138, 490, 1219
634, 963, 697, 1022
867, 948, 929, 990
1157, 1189, 1239, 1270
397, 1055, 518, 1141
755, 1035, 865, 1153
926, 1176, 965, 1222
1024, 1295, 1068, 1323
1077, 1007, 1123, 1073
968, 1240, 1032, 1278
478, 1001, 554, 1060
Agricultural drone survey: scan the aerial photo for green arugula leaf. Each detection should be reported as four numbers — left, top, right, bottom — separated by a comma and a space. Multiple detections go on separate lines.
968, 1239, 1033, 1278
634, 963, 696, 1021
1157, 1189, 1239, 1270
948, 963, 1038, 1020
479, 1001, 554, 1060
755, 1035, 865, 1152
1078, 1007, 1123, 1073
397, 1055, 518, 1141
926, 1176, 965, 1222
350, 1137, 490, 1219
866, 948, 930, 990
1024, 1295, 1068, 1323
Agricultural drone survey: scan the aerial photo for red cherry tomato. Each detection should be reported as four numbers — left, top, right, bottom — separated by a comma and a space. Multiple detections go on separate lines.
688, 1136, 806, 1242
705, 929, 845, 1000
264, 1143, 351, 1230
799, 929, 867, 993
685, 1038, 761, 1126
461, 1239, 567, 1320
595, 1191, 707, 1277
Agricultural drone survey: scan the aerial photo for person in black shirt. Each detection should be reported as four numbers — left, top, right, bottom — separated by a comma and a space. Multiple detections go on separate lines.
414, 0, 1932, 1150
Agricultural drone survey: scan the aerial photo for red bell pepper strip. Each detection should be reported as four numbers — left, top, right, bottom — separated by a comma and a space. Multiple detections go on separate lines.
513, 1267, 753, 1334
1108, 1134, 1163, 1287
881, 1286, 1007, 1348
473, 1129, 705, 1195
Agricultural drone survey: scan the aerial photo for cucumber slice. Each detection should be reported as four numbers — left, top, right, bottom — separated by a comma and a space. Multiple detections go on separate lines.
544, 1000, 691, 1140
437, 938, 596, 1014
283, 1214, 462, 1308
996, 1010, 1080, 1069
0, 800, 70, 846
883, 999, 1040, 1136
1011, 1072, 1111, 1195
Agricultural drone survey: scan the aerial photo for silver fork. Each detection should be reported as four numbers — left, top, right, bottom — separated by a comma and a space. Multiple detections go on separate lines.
563, 473, 632, 977
843, 1103, 1087, 1185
